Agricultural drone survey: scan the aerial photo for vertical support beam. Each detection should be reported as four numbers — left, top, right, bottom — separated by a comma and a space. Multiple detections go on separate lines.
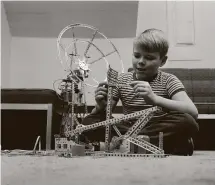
46, 104, 53, 150
159, 132, 164, 154
105, 86, 113, 152
70, 81, 79, 143
71, 81, 75, 130
82, 81, 88, 115
105, 66, 118, 152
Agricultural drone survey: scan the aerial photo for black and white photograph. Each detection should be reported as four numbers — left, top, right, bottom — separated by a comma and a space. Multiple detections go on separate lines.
1, 0, 215, 185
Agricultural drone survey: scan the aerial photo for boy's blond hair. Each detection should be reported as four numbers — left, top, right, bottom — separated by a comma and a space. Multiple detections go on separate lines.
134, 29, 169, 59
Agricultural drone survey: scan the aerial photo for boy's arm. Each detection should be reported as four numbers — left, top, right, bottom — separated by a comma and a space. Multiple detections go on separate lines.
155, 91, 198, 119
130, 80, 198, 119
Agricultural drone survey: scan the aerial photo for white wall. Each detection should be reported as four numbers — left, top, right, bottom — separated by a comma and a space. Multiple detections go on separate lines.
1, 3, 12, 88
10, 37, 133, 104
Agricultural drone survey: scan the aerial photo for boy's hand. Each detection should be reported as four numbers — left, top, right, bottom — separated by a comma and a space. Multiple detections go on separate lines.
94, 81, 108, 111
130, 81, 157, 105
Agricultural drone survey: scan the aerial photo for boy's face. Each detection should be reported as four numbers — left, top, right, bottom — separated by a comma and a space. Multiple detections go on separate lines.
132, 44, 166, 81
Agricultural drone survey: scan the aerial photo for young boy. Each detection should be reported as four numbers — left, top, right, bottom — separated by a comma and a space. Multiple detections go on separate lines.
82, 28, 199, 155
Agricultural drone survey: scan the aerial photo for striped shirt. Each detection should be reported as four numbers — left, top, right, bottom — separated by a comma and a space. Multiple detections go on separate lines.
112, 70, 185, 119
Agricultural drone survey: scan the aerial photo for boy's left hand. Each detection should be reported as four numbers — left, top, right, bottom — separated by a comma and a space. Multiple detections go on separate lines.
130, 81, 157, 105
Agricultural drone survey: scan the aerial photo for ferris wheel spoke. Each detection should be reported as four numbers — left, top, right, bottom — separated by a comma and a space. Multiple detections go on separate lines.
88, 50, 117, 65
59, 43, 71, 70
72, 32, 78, 56
84, 30, 98, 59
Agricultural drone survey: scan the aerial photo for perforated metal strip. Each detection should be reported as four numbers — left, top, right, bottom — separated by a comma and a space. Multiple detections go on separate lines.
71, 106, 161, 136
159, 132, 164, 151
64, 113, 71, 137
109, 111, 156, 152
71, 81, 75, 130
81, 82, 88, 115
105, 86, 113, 151
123, 109, 152, 138
86, 152, 167, 158
126, 136, 162, 154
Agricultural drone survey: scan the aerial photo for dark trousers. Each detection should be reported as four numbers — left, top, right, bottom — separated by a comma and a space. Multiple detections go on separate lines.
81, 111, 199, 153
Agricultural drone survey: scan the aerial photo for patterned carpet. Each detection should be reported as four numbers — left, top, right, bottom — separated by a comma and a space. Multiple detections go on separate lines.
2, 151, 215, 185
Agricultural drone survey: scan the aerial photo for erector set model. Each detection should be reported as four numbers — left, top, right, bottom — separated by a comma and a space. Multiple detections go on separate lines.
54, 23, 167, 158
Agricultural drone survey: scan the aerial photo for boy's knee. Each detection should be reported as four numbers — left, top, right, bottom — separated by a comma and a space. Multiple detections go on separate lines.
183, 113, 199, 133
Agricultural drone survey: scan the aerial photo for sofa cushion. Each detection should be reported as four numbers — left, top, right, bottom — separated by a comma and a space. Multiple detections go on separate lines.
190, 69, 215, 102
190, 69, 215, 114
160, 68, 215, 114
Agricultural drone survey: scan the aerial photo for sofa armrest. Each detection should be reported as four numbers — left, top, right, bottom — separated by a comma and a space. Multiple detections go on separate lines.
194, 103, 215, 105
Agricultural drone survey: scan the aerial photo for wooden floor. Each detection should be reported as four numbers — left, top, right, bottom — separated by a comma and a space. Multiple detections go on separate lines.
2, 151, 215, 185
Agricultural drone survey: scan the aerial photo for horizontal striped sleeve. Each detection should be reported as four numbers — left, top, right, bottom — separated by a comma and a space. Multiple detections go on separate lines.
112, 73, 122, 101
166, 74, 185, 98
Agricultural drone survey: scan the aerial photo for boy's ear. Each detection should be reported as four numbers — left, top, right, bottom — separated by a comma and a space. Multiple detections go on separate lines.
160, 56, 168, 67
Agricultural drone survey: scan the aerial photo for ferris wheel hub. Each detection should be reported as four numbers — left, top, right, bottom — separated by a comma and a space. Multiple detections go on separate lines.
78, 58, 89, 71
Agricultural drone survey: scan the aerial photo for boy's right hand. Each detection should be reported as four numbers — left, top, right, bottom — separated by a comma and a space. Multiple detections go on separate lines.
94, 81, 108, 111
